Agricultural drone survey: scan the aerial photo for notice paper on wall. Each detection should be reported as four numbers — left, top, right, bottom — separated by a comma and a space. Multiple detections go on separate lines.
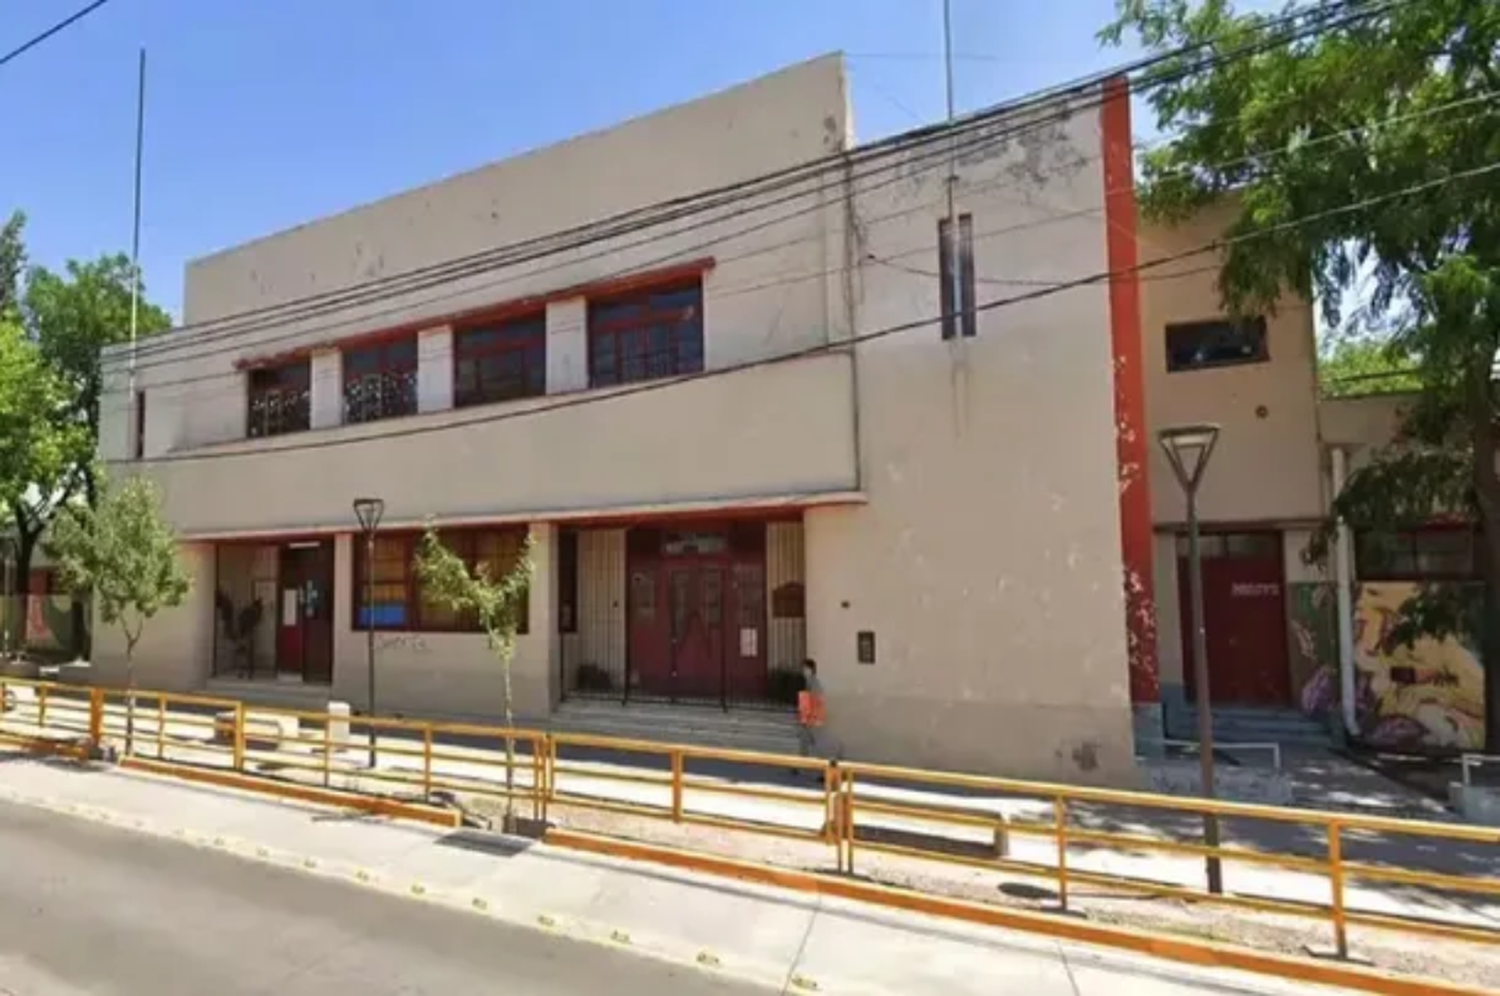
282, 589, 299, 627
740, 627, 758, 657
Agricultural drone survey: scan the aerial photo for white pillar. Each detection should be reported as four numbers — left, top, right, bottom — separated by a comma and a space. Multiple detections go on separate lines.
1331, 445, 1359, 737
417, 325, 454, 413
310, 349, 343, 430
546, 298, 588, 394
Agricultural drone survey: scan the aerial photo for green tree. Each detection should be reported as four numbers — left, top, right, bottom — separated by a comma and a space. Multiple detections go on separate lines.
1319, 335, 1422, 397
47, 473, 191, 750
17, 252, 172, 651
0, 211, 24, 315
1104, 0, 1500, 745
414, 527, 532, 829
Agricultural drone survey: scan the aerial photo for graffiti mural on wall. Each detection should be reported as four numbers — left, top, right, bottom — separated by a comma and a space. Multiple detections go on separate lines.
1295, 581, 1486, 751
1352, 583, 1485, 750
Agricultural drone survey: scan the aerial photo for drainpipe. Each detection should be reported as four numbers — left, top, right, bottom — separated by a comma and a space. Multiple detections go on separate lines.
1330, 445, 1359, 737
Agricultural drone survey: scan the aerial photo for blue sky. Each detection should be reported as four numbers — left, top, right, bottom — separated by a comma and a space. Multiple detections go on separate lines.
2, 0, 1143, 316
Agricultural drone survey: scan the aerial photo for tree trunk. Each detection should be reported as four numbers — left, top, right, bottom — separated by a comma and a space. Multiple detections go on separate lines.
9, 505, 39, 650
1468, 373, 1500, 752
498, 634, 516, 834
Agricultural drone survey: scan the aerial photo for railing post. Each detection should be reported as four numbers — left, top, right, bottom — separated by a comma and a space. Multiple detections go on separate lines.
156, 698, 166, 761
670, 750, 684, 823
1328, 821, 1349, 959
232, 702, 246, 772
843, 769, 856, 875
322, 719, 332, 788
37, 684, 48, 731
823, 762, 838, 848
422, 726, 434, 802
530, 737, 542, 823
541, 736, 553, 823
88, 687, 104, 749
1054, 797, 1070, 913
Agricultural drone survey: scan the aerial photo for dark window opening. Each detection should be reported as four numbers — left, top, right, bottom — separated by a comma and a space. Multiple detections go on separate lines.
558, 528, 578, 634
133, 390, 147, 459
454, 315, 547, 407
1165, 317, 1269, 372
588, 281, 704, 388
1355, 526, 1479, 582
353, 527, 530, 633
247, 361, 311, 438
1173, 531, 1281, 560
938, 213, 976, 340
344, 336, 418, 424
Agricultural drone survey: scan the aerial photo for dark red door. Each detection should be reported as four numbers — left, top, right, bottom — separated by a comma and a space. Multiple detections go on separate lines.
1179, 531, 1290, 705
669, 564, 726, 699
276, 542, 334, 683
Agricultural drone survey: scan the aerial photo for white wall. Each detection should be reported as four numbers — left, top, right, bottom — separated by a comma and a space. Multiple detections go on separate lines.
804, 91, 1136, 782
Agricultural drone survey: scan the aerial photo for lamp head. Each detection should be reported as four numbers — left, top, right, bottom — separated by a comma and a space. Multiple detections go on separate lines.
1157, 423, 1221, 494
352, 497, 386, 535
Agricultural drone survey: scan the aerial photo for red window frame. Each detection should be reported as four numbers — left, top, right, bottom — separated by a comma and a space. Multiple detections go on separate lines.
353, 526, 531, 633
247, 360, 311, 438
453, 314, 547, 408
343, 335, 418, 424
587, 279, 704, 388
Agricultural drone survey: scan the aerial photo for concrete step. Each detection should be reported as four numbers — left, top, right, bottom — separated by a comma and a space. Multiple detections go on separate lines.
203, 679, 334, 712
549, 700, 800, 754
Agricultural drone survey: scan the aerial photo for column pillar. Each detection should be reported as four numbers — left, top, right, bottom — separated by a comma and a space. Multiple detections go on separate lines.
310, 349, 343, 430
417, 325, 454, 413
546, 298, 588, 394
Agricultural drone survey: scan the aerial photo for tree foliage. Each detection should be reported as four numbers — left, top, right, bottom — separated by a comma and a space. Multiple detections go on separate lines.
1318, 335, 1422, 396
1104, 0, 1500, 745
0, 211, 172, 650
415, 526, 532, 828
47, 474, 191, 671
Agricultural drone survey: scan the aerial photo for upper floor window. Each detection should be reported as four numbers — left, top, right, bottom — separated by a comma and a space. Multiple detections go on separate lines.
588, 281, 704, 388
938, 213, 977, 340
344, 336, 417, 424
1165, 316, 1269, 373
1356, 525, 1479, 582
454, 315, 547, 408
247, 360, 311, 438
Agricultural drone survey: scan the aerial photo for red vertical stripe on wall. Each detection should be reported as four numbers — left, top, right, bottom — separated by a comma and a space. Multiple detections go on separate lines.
1101, 75, 1159, 704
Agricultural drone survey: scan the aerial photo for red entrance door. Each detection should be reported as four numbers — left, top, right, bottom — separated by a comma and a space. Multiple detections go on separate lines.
275, 542, 334, 683
626, 523, 767, 702
1179, 531, 1290, 705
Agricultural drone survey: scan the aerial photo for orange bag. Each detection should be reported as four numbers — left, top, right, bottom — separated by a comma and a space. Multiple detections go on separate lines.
797, 690, 826, 728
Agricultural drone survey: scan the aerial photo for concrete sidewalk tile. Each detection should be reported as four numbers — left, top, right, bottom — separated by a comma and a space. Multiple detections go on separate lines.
791, 903, 1081, 996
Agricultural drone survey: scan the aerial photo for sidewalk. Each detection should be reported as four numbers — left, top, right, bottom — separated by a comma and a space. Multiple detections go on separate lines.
0, 753, 1354, 996
5, 695, 1499, 987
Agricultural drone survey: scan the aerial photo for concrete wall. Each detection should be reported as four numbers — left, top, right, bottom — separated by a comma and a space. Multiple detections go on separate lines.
804, 92, 1136, 783
1139, 202, 1324, 527
91, 543, 217, 691
327, 525, 558, 723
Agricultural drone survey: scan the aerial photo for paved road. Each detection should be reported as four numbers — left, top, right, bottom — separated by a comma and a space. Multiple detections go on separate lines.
0, 799, 769, 995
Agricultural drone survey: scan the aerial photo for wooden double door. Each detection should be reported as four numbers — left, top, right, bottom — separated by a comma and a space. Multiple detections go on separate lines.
626, 523, 767, 702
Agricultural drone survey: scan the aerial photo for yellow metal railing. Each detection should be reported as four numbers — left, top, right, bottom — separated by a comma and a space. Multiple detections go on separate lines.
2, 674, 1497, 964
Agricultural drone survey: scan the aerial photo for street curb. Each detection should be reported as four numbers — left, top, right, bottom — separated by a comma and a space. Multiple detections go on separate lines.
0, 781, 798, 994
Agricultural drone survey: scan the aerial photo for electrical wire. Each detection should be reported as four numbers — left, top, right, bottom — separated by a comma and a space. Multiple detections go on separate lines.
105, 74, 1494, 405
122, 159, 1500, 467
0, 0, 114, 69
120, 0, 1403, 368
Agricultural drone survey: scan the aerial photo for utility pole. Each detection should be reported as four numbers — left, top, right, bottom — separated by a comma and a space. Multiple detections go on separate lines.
128, 48, 145, 422
942, 0, 959, 313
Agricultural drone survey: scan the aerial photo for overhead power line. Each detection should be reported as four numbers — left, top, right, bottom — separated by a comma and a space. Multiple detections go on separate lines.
122, 159, 1500, 467
106, 79, 1496, 405
0, 0, 114, 69
121, 0, 1402, 369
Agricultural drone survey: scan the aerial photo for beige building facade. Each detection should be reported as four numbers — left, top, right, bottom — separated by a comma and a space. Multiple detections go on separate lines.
97, 55, 1160, 782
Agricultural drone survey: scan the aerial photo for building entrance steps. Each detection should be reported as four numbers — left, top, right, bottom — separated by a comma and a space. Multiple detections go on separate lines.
0, 755, 1369, 996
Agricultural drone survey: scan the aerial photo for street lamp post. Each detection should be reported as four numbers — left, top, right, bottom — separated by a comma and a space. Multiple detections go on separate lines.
0, 536, 14, 660
352, 497, 385, 769
1157, 422, 1224, 896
